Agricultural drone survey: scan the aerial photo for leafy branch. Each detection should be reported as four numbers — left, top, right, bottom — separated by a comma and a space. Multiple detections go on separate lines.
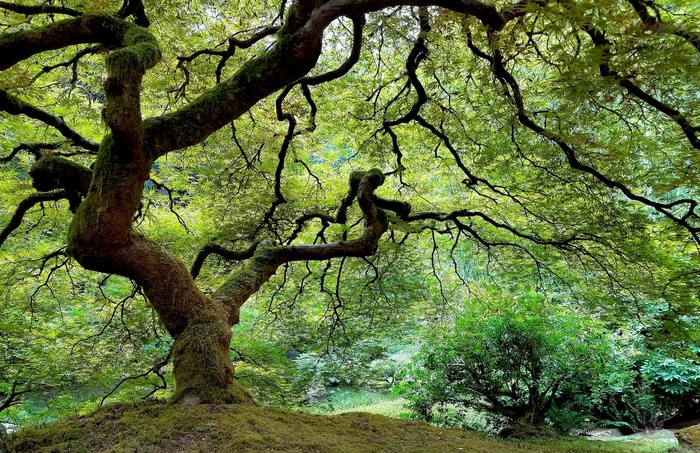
467, 30, 700, 244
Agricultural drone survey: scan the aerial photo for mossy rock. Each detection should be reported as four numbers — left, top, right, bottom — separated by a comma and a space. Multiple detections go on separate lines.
676, 424, 700, 450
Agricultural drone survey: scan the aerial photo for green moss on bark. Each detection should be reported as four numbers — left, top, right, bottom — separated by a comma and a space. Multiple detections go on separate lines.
170, 310, 254, 405
365, 168, 385, 185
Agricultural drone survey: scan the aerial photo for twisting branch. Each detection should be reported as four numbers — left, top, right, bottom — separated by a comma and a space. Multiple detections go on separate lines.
191, 242, 260, 279
258, 87, 298, 230
581, 22, 699, 150
258, 57, 348, 236
101, 22, 160, 153
0, 1, 83, 17
213, 169, 394, 325
0, 189, 67, 247
301, 14, 366, 86
0, 89, 99, 151
379, 9, 430, 177
384, 8, 431, 128
0, 14, 149, 71
284, 162, 397, 246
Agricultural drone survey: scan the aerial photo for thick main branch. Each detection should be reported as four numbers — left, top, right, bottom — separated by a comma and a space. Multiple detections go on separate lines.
213, 169, 389, 325
0, 14, 145, 70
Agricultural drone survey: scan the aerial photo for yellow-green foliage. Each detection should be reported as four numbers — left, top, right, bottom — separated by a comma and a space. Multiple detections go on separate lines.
8, 401, 676, 453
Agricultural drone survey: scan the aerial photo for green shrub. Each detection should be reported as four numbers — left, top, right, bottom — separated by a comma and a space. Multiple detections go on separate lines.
395, 294, 631, 430
554, 337, 700, 430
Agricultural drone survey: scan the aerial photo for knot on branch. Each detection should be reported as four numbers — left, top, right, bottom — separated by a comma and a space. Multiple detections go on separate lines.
30, 156, 92, 212
352, 168, 389, 246
364, 168, 385, 186
354, 168, 384, 200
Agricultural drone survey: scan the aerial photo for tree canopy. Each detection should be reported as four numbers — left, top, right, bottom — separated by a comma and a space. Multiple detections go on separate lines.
0, 0, 699, 409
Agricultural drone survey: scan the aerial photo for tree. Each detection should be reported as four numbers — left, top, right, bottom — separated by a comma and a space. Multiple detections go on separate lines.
0, 0, 698, 406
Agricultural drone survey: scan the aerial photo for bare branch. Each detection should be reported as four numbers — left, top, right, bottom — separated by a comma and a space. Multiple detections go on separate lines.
0, 89, 98, 151
0, 189, 67, 248
191, 242, 259, 279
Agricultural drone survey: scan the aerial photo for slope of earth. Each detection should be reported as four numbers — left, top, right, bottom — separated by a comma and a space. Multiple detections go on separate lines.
7, 401, 676, 453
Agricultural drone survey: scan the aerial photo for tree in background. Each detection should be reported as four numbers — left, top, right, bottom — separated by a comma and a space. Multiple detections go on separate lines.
0, 0, 698, 407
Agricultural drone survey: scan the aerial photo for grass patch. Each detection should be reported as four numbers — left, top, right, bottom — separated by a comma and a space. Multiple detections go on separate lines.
6, 400, 683, 453
530, 438, 678, 453
304, 388, 411, 418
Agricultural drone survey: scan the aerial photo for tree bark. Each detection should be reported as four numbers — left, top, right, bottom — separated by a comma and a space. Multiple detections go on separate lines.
170, 298, 254, 404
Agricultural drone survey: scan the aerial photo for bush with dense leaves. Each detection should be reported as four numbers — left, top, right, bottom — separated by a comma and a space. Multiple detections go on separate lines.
395, 294, 643, 429
397, 293, 700, 432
